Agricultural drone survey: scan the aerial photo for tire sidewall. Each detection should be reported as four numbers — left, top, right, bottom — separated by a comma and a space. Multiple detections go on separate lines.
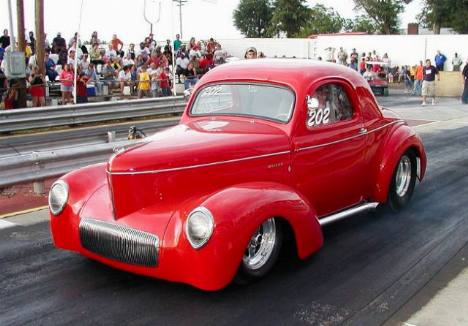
236, 219, 282, 282
388, 151, 417, 211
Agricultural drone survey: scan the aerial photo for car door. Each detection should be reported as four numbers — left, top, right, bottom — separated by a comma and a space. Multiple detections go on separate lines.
291, 80, 368, 217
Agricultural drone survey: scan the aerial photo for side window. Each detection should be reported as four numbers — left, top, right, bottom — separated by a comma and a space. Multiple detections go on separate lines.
306, 84, 354, 129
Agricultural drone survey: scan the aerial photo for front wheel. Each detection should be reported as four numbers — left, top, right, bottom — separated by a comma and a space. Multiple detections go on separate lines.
387, 151, 417, 211
235, 218, 282, 284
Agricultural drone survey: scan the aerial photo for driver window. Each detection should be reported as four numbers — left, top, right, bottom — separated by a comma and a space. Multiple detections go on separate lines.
306, 84, 353, 129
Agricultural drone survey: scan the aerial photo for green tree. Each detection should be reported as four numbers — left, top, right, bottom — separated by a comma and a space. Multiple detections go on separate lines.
298, 4, 344, 37
418, 0, 468, 34
353, 0, 405, 34
233, 0, 273, 38
344, 15, 379, 34
270, 0, 309, 37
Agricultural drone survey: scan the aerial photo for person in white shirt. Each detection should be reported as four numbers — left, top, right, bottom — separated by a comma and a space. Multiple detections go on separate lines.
67, 49, 76, 66
118, 65, 132, 94
106, 44, 117, 61
176, 53, 189, 82
122, 53, 135, 67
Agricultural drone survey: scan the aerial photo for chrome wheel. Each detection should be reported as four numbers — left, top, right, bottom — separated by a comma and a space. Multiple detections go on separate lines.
243, 218, 276, 271
395, 155, 412, 197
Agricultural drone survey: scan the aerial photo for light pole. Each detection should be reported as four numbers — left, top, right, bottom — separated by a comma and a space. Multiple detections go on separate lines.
172, 0, 187, 39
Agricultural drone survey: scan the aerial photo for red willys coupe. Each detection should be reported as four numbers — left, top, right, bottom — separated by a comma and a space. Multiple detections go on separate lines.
49, 60, 426, 291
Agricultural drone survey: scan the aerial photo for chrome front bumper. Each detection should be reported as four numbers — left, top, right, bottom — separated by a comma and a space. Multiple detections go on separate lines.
79, 219, 159, 267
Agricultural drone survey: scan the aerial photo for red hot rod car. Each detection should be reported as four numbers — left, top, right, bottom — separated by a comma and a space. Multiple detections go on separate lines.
49, 60, 426, 291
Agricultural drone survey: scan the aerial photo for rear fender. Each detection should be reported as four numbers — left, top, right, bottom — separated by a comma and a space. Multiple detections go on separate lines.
373, 126, 427, 202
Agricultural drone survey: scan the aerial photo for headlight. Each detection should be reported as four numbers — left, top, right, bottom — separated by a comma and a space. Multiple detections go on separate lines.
48, 180, 69, 216
185, 207, 214, 249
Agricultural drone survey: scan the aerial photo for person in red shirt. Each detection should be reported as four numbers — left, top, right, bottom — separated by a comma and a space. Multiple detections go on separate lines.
76, 72, 89, 103
198, 54, 213, 74
159, 67, 172, 97
111, 34, 123, 56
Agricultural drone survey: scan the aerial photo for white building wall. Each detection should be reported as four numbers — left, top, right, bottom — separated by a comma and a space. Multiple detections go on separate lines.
219, 35, 468, 69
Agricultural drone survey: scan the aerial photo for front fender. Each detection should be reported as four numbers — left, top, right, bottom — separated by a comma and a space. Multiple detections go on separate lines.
373, 125, 427, 202
162, 182, 323, 290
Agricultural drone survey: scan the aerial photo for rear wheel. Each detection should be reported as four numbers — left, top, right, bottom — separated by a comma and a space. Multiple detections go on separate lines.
235, 218, 282, 284
387, 151, 417, 211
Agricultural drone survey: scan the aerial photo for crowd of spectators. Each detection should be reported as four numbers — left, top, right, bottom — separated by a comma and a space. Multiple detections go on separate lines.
0, 28, 228, 108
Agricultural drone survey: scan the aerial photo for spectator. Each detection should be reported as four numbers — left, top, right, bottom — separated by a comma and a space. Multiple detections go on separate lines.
176, 52, 189, 82
359, 57, 366, 75
363, 66, 375, 80
148, 63, 160, 97
101, 60, 116, 90
105, 43, 117, 61
173, 34, 182, 52
160, 67, 172, 97
164, 39, 172, 54
84, 63, 101, 95
199, 53, 213, 74
244, 47, 257, 59
68, 32, 78, 49
29, 66, 46, 107
434, 50, 447, 71
3, 79, 20, 109
206, 38, 216, 55
213, 43, 227, 65
80, 54, 89, 71
462, 58, 468, 104
136, 42, 150, 60
90, 31, 100, 45
350, 48, 358, 67
122, 52, 135, 67
28, 31, 36, 54
422, 59, 439, 106
76, 72, 89, 103
111, 34, 124, 56
189, 37, 196, 50
118, 65, 132, 95
90, 43, 103, 66
137, 65, 150, 98
412, 61, 423, 96
67, 49, 76, 66
0, 67, 7, 104
111, 57, 122, 71
337, 47, 347, 65
452, 53, 463, 72
0, 29, 10, 48
44, 52, 58, 82
403, 66, 413, 94
44, 33, 50, 51
59, 63, 74, 104
52, 32, 66, 54
128, 43, 136, 60
183, 62, 198, 90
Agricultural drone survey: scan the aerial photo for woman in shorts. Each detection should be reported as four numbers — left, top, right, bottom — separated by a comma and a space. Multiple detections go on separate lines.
60, 63, 74, 104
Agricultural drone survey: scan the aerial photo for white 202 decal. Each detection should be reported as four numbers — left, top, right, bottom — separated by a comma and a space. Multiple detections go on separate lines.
307, 107, 330, 127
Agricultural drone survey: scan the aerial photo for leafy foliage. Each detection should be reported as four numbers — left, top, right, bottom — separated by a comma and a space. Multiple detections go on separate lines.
297, 4, 344, 37
269, 0, 309, 37
233, 0, 273, 38
353, 0, 405, 34
344, 15, 379, 34
418, 0, 468, 34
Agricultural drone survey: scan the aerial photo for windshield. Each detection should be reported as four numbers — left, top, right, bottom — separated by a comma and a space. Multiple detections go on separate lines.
190, 83, 295, 123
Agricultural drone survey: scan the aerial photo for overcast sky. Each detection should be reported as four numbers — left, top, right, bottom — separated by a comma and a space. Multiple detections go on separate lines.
0, 0, 424, 43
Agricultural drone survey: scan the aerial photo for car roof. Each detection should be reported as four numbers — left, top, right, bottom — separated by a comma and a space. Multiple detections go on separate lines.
200, 59, 369, 91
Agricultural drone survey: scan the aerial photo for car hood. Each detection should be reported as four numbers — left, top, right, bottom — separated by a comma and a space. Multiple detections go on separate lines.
108, 118, 291, 174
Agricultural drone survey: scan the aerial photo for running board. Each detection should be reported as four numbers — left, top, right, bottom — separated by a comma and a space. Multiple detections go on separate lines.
319, 202, 379, 226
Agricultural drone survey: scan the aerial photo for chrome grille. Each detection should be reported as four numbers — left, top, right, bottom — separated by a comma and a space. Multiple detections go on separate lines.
79, 219, 159, 267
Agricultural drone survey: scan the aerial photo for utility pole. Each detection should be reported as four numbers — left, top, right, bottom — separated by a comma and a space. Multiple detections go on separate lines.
16, 0, 27, 108
172, 0, 187, 39
35, 0, 45, 76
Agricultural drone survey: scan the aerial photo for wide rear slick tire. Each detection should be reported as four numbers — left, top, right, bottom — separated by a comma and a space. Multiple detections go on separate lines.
387, 150, 417, 212
235, 218, 282, 285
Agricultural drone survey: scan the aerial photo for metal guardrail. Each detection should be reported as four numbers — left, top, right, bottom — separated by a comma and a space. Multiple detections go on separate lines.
0, 140, 136, 188
0, 96, 186, 133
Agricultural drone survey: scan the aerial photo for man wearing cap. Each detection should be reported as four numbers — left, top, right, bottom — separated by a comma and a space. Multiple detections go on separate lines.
245, 47, 257, 60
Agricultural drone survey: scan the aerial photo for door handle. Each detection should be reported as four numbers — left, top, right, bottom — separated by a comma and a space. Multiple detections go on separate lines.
359, 127, 368, 134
